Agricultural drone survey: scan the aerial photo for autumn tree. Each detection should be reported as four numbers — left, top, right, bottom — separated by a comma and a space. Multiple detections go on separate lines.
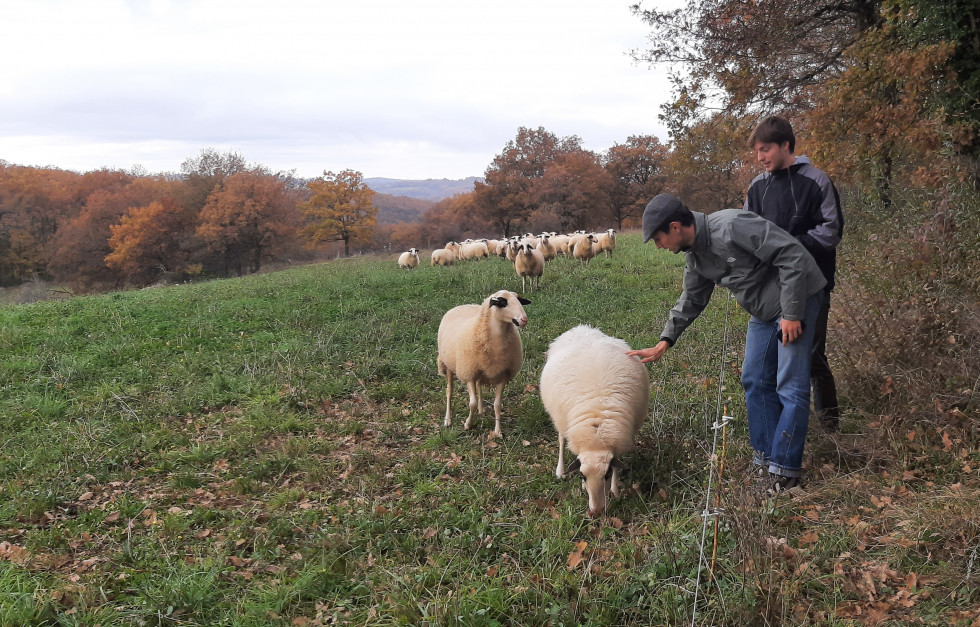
179, 148, 249, 213
531, 150, 614, 232
47, 175, 188, 290
477, 127, 584, 235
197, 169, 300, 275
630, 0, 881, 131
0, 165, 80, 285
662, 112, 755, 212
299, 170, 377, 257
105, 196, 199, 285
603, 135, 669, 229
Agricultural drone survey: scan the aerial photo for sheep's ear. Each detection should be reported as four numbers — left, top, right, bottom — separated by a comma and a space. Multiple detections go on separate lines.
518, 297, 531, 305
566, 458, 582, 474
489, 296, 507, 308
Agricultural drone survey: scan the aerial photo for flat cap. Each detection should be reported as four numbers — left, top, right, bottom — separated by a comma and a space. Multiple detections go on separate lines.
642, 194, 685, 243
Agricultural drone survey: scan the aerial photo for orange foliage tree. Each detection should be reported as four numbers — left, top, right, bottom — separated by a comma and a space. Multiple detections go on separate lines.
531, 150, 614, 232
197, 170, 301, 275
105, 197, 199, 285
299, 170, 376, 257
0, 165, 79, 285
48, 175, 181, 290
603, 135, 670, 229
476, 127, 584, 236
662, 112, 756, 212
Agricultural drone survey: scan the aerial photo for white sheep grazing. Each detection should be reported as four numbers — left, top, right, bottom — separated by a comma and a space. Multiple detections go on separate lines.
397, 248, 420, 269
514, 243, 544, 292
550, 234, 571, 256
460, 240, 490, 260
437, 290, 530, 437
431, 248, 455, 266
596, 229, 617, 257
572, 233, 598, 264
540, 324, 650, 516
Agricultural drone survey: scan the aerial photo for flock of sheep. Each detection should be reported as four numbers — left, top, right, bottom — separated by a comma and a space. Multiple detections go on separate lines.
397, 229, 619, 292
398, 229, 649, 517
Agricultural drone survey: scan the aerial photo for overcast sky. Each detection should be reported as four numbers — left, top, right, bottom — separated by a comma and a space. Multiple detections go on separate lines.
1, 0, 675, 181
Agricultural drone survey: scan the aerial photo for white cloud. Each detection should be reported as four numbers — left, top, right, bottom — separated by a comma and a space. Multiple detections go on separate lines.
0, 0, 672, 179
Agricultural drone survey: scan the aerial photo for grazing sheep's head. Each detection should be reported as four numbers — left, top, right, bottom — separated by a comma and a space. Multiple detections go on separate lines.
567, 453, 625, 517
487, 290, 530, 328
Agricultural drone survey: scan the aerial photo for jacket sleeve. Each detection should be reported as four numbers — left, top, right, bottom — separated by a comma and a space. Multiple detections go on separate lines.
728, 214, 824, 321
661, 262, 715, 343
799, 165, 842, 252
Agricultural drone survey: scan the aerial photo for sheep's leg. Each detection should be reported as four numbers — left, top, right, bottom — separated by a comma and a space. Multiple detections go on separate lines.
492, 382, 504, 437
610, 465, 619, 496
556, 434, 565, 478
463, 381, 478, 430
443, 373, 454, 428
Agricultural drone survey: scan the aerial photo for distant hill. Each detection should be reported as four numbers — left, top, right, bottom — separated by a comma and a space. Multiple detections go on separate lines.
365, 176, 481, 201
373, 193, 435, 224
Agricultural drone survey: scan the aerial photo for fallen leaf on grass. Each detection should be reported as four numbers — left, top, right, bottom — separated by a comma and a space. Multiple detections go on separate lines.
568, 541, 588, 570
799, 530, 819, 546
103, 511, 120, 524
78, 492, 94, 502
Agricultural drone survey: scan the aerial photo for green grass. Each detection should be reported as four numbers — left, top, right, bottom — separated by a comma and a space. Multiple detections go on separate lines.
1, 233, 977, 625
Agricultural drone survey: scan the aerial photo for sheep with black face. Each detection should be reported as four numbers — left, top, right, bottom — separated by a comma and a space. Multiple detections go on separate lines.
437, 290, 531, 437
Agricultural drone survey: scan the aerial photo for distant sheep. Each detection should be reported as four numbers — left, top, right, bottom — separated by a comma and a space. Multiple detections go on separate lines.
596, 229, 617, 257
540, 324, 650, 516
572, 233, 598, 264
514, 243, 544, 292
550, 234, 571, 256
431, 249, 455, 266
536, 235, 557, 261
445, 241, 462, 260
460, 240, 490, 260
397, 248, 420, 269
437, 290, 530, 436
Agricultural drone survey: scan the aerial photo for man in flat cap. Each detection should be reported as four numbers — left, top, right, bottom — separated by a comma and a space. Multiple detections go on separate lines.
626, 194, 826, 495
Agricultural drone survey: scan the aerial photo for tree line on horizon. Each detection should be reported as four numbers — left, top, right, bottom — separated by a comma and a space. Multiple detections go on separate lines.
0, 130, 682, 294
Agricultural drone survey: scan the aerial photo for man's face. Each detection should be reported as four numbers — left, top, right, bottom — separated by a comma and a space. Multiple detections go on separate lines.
652, 223, 688, 254
753, 140, 794, 172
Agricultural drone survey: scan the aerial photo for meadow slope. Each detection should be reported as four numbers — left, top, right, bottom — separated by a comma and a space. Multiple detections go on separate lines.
1, 233, 977, 625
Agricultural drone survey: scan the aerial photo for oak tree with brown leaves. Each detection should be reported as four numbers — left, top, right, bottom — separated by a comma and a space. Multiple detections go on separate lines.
299, 170, 377, 258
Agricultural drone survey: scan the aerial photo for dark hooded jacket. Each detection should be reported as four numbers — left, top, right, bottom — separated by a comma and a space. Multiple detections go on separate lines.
744, 155, 843, 291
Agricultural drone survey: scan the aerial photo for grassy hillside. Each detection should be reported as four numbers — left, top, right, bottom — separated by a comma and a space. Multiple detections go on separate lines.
1, 234, 977, 625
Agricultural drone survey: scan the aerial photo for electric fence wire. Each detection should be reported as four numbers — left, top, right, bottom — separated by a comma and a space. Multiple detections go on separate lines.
690, 291, 735, 627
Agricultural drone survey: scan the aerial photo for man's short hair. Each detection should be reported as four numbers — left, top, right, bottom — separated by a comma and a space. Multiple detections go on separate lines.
642, 194, 694, 242
748, 115, 795, 152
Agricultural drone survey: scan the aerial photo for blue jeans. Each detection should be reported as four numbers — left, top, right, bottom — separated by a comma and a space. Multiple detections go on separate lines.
742, 293, 822, 478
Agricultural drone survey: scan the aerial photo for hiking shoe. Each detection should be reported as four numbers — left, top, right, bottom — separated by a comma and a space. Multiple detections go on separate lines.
766, 475, 802, 497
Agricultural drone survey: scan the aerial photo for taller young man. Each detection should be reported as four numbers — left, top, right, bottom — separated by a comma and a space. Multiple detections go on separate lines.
745, 116, 845, 431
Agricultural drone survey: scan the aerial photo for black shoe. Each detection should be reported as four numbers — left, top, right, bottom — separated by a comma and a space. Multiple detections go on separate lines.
766, 475, 802, 497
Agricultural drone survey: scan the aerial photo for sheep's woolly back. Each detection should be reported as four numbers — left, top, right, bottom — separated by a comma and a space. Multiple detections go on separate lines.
431, 249, 454, 266
437, 290, 525, 387
540, 324, 649, 456
460, 241, 490, 260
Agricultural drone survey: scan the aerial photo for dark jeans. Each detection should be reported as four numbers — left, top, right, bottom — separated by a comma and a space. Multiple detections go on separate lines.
811, 291, 840, 427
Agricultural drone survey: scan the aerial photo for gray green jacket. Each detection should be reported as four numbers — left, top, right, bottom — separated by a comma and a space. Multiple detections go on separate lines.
661, 209, 827, 345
